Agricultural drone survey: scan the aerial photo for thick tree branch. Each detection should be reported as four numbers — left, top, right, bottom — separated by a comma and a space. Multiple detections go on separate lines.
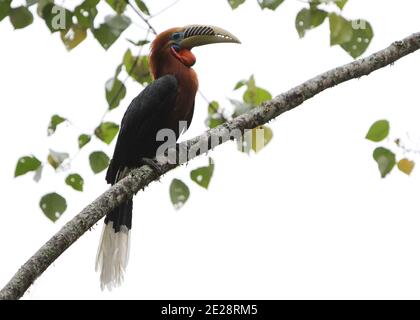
1, 32, 420, 300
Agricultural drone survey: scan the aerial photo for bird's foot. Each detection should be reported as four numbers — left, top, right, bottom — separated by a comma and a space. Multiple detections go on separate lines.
140, 157, 163, 177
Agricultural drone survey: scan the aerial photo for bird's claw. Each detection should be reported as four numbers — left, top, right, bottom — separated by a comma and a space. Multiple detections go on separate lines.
141, 157, 163, 177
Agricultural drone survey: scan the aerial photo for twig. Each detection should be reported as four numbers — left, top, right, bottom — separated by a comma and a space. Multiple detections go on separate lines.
149, 0, 181, 19
126, 0, 157, 35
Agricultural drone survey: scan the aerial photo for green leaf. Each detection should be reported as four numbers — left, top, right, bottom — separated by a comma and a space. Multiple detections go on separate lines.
169, 179, 190, 210
365, 119, 389, 142
114, 63, 123, 78
48, 114, 66, 136
295, 7, 328, 38
335, 0, 348, 10
78, 134, 91, 149
258, 0, 284, 10
105, 77, 126, 110
241, 75, 272, 107
47, 149, 69, 170
227, 0, 246, 9
234, 79, 247, 90
42, 3, 72, 33
373, 147, 396, 178
105, 14, 131, 29
341, 20, 374, 58
9, 6, 33, 29
190, 158, 214, 189
65, 173, 84, 191
37, 0, 53, 17
0, 0, 12, 22
206, 113, 226, 129
208, 101, 219, 115
127, 39, 150, 46
398, 158, 415, 176
15, 156, 41, 177
247, 73, 256, 88
134, 0, 150, 15
106, 0, 126, 14
95, 122, 119, 144
92, 23, 115, 50
123, 49, 152, 84
93, 14, 131, 50
243, 87, 272, 106
40, 193, 67, 222
74, 0, 99, 28
329, 13, 353, 46
60, 24, 87, 50
26, 0, 38, 6
89, 151, 110, 174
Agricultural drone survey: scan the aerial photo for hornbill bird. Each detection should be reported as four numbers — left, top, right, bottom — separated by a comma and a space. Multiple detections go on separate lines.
95, 25, 240, 290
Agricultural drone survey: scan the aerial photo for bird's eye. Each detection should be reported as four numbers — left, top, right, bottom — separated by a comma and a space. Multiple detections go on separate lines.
171, 32, 183, 41
171, 44, 181, 52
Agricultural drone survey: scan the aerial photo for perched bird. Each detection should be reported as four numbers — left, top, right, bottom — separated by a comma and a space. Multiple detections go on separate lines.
95, 25, 240, 290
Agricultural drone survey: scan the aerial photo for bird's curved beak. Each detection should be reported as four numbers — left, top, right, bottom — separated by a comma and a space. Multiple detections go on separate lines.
179, 25, 241, 49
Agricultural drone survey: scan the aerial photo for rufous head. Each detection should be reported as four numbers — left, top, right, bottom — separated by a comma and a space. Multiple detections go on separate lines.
149, 25, 240, 79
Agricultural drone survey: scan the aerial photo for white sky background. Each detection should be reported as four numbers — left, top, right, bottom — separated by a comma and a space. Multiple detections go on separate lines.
1, 0, 420, 299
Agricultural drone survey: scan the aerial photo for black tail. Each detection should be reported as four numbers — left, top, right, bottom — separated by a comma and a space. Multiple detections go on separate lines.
104, 200, 133, 232
104, 164, 133, 232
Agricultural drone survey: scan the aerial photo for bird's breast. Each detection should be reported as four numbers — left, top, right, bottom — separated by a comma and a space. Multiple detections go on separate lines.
167, 69, 198, 136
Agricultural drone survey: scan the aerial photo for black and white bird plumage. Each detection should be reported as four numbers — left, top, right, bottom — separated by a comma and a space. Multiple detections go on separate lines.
96, 75, 182, 290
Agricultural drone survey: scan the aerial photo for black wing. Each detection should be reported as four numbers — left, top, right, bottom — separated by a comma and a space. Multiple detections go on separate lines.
106, 75, 178, 184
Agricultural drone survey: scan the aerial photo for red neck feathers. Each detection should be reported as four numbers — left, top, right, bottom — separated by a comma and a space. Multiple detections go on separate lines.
149, 29, 198, 93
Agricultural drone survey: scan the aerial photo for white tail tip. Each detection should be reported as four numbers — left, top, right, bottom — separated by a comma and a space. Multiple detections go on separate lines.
95, 222, 131, 291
